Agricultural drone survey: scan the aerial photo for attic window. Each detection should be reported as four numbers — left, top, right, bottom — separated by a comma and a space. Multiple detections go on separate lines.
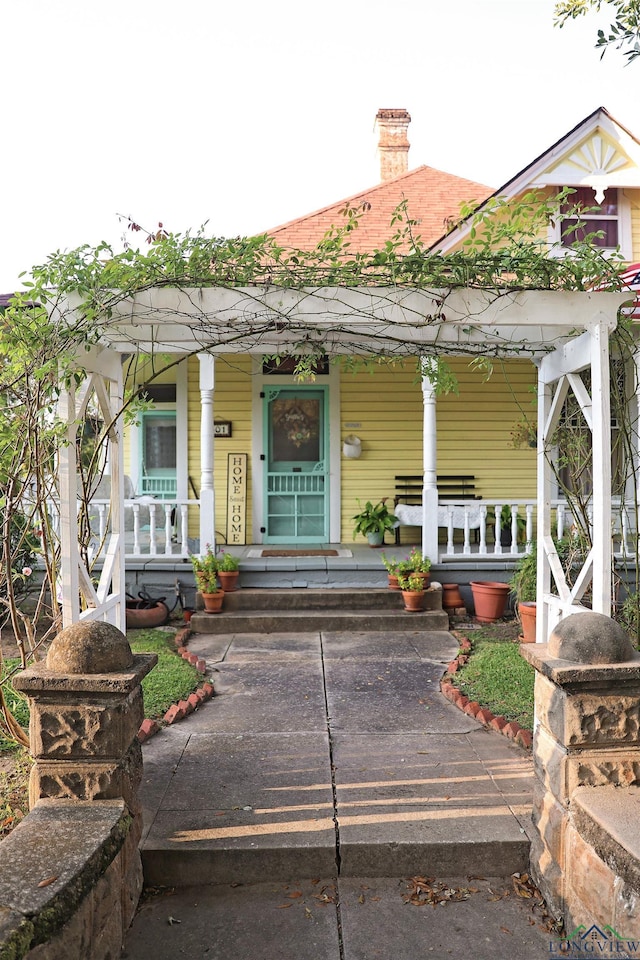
560, 187, 619, 249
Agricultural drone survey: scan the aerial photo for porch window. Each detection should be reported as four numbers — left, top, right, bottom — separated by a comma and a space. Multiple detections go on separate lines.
560, 187, 619, 249
140, 411, 177, 498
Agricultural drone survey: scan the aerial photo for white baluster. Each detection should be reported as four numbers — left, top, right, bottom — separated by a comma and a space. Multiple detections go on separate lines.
149, 503, 157, 556
494, 503, 503, 555
164, 504, 173, 554
132, 503, 141, 555
180, 504, 189, 557
479, 504, 487, 555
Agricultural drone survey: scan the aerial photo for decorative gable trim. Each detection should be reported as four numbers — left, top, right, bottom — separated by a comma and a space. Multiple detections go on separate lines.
433, 107, 640, 253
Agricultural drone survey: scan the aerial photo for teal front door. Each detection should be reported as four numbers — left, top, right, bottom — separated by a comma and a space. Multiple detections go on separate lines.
264, 387, 329, 542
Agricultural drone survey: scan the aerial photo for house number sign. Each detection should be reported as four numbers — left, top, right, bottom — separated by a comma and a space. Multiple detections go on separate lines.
226, 453, 247, 545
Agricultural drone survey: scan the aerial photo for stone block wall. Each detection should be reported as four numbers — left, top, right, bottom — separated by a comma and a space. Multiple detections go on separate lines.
523, 612, 640, 937
1, 621, 156, 959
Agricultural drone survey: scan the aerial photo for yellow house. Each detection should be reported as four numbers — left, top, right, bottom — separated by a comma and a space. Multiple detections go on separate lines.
115, 106, 640, 585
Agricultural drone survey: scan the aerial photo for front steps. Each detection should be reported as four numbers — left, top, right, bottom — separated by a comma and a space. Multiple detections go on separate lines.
189, 587, 450, 634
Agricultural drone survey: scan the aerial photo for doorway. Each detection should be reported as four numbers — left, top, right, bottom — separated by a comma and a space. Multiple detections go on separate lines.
263, 386, 329, 542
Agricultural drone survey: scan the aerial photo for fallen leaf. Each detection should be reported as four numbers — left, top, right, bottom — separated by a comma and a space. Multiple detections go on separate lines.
500, 926, 512, 934
167, 916, 181, 926
277, 904, 293, 909
288, 891, 303, 899
37, 876, 57, 888
358, 894, 365, 903
305, 907, 312, 919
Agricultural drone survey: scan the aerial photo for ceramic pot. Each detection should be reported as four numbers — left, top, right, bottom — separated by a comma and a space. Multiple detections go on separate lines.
366, 531, 385, 547
201, 591, 224, 614
470, 581, 511, 623
442, 583, 463, 609
218, 570, 240, 593
402, 590, 425, 612
518, 601, 537, 643
125, 600, 169, 629
388, 574, 401, 591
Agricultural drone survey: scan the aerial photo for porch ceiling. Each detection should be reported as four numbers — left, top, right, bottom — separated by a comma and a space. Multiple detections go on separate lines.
60, 286, 630, 356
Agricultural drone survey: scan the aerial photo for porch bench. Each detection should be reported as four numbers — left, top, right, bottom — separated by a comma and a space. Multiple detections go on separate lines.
393, 474, 481, 545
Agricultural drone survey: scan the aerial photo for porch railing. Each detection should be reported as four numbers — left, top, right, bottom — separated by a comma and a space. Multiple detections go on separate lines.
79, 495, 640, 562
88, 498, 198, 560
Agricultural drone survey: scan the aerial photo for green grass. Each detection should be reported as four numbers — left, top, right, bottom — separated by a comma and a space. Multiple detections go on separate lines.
0, 627, 201, 753
454, 622, 535, 730
129, 628, 201, 719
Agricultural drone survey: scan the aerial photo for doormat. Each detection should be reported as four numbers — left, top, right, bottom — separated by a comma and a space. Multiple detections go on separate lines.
247, 548, 352, 558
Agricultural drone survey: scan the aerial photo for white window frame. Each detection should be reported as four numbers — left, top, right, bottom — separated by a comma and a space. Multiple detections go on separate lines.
549, 187, 632, 260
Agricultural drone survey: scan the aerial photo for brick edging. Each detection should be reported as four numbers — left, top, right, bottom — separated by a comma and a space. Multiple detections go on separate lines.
441, 632, 533, 750
137, 625, 215, 743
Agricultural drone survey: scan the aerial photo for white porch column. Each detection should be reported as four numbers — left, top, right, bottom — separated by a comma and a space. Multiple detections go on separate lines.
198, 353, 216, 552
421, 363, 439, 562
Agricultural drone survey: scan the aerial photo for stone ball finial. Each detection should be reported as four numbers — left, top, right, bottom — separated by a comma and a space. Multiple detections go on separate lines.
47, 621, 134, 674
548, 611, 637, 664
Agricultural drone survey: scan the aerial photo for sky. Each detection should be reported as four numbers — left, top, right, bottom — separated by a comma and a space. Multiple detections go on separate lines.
0, 0, 638, 291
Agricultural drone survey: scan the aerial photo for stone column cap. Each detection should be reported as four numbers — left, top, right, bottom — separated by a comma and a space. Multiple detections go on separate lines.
14, 653, 157, 695
520, 643, 640, 687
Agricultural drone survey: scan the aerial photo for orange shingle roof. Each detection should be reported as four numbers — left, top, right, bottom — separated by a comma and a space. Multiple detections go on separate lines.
267, 165, 493, 253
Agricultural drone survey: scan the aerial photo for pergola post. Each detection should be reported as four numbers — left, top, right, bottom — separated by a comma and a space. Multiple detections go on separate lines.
198, 353, 216, 553
421, 365, 439, 563
536, 316, 615, 640
58, 346, 126, 630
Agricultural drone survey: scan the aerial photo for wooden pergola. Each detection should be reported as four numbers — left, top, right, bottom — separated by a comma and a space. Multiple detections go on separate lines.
53, 285, 629, 642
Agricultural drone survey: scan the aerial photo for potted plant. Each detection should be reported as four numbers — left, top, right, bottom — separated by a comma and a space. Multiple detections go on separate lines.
380, 553, 401, 589
408, 546, 432, 585
398, 573, 426, 612
509, 545, 537, 642
352, 498, 398, 547
190, 546, 224, 613
217, 551, 241, 592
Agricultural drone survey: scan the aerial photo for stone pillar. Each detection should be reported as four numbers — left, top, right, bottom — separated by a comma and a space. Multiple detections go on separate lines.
14, 621, 157, 927
521, 611, 640, 922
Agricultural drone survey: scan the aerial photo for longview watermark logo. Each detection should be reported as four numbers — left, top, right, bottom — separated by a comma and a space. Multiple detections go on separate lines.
549, 924, 640, 958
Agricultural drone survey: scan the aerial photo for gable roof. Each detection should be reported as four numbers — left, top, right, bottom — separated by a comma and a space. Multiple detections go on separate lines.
267, 165, 493, 253
432, 106, 640, 253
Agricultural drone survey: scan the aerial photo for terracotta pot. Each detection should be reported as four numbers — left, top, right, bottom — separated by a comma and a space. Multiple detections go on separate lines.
201, 591, 225, 614
402, 590, 425, 612
442, 583, 463, 609
218, 570, 240, 593
388, 574, 401, 591
414, 571, 431, 588
518, 601, 537, 643
125, 600, 169, 629
470, 581, 511, 623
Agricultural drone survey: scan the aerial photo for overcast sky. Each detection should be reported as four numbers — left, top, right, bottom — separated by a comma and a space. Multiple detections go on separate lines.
1, 0, 637, 291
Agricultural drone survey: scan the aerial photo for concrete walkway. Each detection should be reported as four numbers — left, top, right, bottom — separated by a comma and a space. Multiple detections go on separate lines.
122, 627, 552, 958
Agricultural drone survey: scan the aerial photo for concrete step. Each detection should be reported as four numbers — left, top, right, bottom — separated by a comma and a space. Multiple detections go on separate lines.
139, 629, 533, 887
190, 587, 449, 633
190, 608, 450, 633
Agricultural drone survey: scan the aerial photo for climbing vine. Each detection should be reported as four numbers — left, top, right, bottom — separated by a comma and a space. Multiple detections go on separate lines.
0, 188, 635, 742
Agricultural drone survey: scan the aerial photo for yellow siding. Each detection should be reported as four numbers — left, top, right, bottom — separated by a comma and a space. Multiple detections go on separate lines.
339, 358, 537, 537
130, 352, 537, 542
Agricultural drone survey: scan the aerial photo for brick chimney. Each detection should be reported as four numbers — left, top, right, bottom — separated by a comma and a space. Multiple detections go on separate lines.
375, 108, 411, 181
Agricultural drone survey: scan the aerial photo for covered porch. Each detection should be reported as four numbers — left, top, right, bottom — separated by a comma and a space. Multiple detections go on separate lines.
54, 285, 630, 640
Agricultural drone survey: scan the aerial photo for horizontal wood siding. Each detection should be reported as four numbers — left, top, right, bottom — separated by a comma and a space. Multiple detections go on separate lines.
340, 360, 421, 538
339, 358, 537, 540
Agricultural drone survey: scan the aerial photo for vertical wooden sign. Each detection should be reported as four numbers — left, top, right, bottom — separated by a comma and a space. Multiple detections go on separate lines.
226, 453, 247, 545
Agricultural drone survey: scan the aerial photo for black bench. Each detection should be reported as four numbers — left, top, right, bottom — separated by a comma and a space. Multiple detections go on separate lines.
393, 475, 480, 544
